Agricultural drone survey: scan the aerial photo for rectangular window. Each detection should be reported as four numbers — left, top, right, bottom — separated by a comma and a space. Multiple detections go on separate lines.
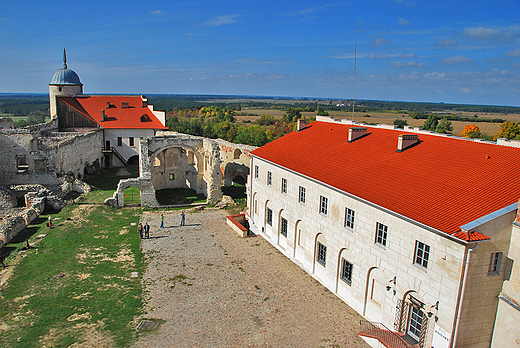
320, 196, 328, 215
299, 186, 306, 204
267, 171, 272, 186
407, 304, 425, 342
345, 208, 355, 229
414, 241, 430, 269
117, 137, 123, 146
129, 137, 135, 146
488, 252, 503, 276
317, 242, 327, 266
340, 258, 353, 285
254, 165, 259, 179
16, 155, 28, 173
266, 208, 273, 226
281, 217, 288, 237
281, 178, 287, 194
375, 222, 388, 246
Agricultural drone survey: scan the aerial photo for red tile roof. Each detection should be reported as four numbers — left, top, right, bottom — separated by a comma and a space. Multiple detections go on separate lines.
58, 95, 167, 130
250, 121, 520, 239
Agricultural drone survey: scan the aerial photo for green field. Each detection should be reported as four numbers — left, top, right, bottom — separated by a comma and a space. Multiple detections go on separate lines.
0, 197, 144, 348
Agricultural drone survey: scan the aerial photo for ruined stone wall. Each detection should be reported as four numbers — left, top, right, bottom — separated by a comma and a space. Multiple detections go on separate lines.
0, 121, 102, 186
42, 130, 103, 179
0, 118, 15, 129
215, 139, 256, 186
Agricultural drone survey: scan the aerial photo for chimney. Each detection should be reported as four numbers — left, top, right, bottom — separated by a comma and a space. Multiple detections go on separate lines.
347, 127, 367, 142
101, 109, 105, 122
297, 119, 307, 131
142, 98, 148, 108
122, 102, 129, 109
106, 101, 111, 109
397, 134, 419, 152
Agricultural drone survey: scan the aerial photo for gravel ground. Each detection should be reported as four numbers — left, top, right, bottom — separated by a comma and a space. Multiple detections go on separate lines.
133, 209, 368, 348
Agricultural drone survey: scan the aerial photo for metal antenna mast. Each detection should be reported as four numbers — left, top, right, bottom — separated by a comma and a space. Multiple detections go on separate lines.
352, 43, 356, 120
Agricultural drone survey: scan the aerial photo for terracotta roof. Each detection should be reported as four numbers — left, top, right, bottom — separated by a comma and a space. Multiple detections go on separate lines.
58, 95, 167, 130
250, 121, 520, 239
452, 231, 491, 242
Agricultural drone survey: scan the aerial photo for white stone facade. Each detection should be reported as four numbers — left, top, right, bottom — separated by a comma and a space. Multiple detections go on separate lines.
103, 128, 155, 166
247, 155, 516, 348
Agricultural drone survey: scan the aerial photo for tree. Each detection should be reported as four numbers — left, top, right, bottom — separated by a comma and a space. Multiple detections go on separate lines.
495, 121, 520, 140
460, 125, 481, 139
256, 114, 275, 126
316, 107, 329, 116
422, 115, 439, 131
283, 108, 302, 123
393, 119, 408, 128
435, 118, 453, 134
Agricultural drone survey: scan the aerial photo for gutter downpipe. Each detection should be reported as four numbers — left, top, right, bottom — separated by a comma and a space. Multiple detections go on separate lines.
451, 242, 479, 347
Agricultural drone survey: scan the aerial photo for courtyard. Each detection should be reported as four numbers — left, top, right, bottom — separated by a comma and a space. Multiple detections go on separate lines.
133, 209, 368, 348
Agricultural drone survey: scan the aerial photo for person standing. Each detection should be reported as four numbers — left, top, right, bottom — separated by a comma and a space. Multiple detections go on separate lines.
160, 214, 164, 228
180, 211, 185, 226
144, 222, 150, 239
138, 222, 144, 239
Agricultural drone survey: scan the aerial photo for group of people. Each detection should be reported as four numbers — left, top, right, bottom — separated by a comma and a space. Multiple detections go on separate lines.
139, 211, 186, 239
137, 222, 150, 239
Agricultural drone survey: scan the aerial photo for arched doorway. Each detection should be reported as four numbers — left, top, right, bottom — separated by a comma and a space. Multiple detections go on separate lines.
123, 186, 141, 206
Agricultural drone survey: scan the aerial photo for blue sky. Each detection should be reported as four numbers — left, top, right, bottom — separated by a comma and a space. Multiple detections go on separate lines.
1, 0, 519, 106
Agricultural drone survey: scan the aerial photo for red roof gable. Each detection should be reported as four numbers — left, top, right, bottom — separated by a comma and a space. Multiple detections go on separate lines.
250, 121, 520, 238
58, 95, 167, 130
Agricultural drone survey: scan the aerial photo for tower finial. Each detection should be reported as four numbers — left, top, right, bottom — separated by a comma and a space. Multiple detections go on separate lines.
63, 48, 67, 69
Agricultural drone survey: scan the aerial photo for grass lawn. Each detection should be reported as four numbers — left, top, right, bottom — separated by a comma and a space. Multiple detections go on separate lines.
155, 188, 206, 205
0, 186, 144, 347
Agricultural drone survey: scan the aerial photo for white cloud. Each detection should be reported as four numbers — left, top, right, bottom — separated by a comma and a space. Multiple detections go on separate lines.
505, 49, 520, 57
371, 38, 392, 46
398, 18, 410, 27
204, 15, 239, 27
440, 56, 473, 65
391, 61, 426, 67
436, 39, 457, 46
401, 53, 416, 59
366, 54, 390, 59
463, 27, 520, 41
150, 10, 164, 16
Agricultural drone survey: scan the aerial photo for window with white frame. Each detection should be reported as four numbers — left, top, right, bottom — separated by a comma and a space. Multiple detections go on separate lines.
414, 241, 430, 269
255, 165, 259, 179
129, 137, 135, 147
375, 222, 388, 246
267, 171, 272, 186
488, 252, 503, 276
299, 186, 306, 204
266, 208, 273, 226
317, 242, 327, 266
320, 196, 328, 215
281, 178, 287, 194
281, 217, 288, 237
340, 258, 353, 285
117, 137, 123, 146
345, 208, 355, 229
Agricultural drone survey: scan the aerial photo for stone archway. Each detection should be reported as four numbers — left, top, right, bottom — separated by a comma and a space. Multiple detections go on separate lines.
139, 134, 223, 205
112, 177, 158, 208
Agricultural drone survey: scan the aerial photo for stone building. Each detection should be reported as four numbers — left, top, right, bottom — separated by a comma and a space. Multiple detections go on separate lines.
49, 50, 167, 168
491, 203, 520, 347
246, 116, 520, 348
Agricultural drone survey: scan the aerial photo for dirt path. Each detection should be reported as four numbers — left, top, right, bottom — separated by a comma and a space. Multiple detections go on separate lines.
133, 209, 368, 348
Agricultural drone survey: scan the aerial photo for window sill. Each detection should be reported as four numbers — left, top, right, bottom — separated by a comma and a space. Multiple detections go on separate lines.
413, 263, 428, 272
374, 243, 386, 250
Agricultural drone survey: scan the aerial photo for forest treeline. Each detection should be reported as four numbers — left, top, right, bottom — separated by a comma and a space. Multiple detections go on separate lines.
3, 94, 520, 144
